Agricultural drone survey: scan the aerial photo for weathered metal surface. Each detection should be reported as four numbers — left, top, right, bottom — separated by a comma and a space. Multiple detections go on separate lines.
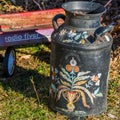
49, 1, 113, 117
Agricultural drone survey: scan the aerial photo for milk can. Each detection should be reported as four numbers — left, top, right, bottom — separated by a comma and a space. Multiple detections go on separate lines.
49, 1, 114, 117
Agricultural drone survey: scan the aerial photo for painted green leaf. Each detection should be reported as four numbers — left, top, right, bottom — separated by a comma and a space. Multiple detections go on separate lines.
95, 93, 103, 97
74, 34, 81, 40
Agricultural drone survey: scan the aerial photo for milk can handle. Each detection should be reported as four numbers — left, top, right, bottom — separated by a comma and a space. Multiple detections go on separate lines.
52, 14, 65, 30
94, 22, 114, 37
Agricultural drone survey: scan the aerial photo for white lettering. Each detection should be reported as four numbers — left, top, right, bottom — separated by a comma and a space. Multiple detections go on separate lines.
24, 33, 39, 40
5, 33, 41, 43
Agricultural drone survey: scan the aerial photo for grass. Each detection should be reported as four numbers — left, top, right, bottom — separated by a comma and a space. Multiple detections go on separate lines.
0, 43, 119, 120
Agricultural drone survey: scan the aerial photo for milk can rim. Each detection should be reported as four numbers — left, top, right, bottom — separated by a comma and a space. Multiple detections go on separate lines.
62, 1, 106, 17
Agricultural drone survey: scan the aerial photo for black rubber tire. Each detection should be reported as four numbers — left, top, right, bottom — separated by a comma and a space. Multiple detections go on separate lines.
3, 47, 16, 77
0, 54, 4, 63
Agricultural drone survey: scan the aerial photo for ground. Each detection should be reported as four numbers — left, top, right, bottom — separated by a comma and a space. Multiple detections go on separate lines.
0, 0, 120, 120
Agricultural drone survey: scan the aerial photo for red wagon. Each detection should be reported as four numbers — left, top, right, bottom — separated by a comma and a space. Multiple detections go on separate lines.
0, 8, 64, 77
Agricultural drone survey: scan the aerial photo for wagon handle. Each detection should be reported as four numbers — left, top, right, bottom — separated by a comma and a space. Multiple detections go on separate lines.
52, 14, 65, 30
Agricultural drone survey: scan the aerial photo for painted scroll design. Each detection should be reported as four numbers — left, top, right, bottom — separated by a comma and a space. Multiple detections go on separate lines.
50, 57, 103, 112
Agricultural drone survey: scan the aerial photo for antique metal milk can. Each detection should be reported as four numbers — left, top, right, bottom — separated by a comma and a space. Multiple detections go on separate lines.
49, 1, 114, 117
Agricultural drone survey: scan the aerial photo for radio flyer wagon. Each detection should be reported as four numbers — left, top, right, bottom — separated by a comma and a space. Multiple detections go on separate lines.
0, 8, 64, 77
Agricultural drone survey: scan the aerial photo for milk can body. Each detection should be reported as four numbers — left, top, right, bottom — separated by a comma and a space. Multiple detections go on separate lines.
49, 1, 113, 117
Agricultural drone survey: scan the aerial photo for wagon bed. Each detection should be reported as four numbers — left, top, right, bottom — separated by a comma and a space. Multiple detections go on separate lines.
0, 8, 64, 32
0, 8, 64, 77
0, 8, 64, 48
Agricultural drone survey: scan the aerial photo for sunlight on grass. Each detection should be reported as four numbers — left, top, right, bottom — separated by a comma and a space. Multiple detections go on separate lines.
0, 87, 52, 120
37, 61, 50, 76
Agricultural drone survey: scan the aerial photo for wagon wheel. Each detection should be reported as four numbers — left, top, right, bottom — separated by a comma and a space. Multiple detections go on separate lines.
3, 47, 16, 77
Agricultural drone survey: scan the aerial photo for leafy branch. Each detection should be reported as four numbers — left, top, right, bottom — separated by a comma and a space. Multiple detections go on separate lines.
0, 0, 24, 13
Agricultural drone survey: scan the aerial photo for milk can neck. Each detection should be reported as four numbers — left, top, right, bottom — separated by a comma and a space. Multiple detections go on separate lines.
64, 12, 101, 29
62, 1, 106, 29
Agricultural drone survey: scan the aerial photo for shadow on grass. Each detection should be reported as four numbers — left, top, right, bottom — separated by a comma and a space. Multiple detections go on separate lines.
0, 43, 51, 106
0, 67, 50, 105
